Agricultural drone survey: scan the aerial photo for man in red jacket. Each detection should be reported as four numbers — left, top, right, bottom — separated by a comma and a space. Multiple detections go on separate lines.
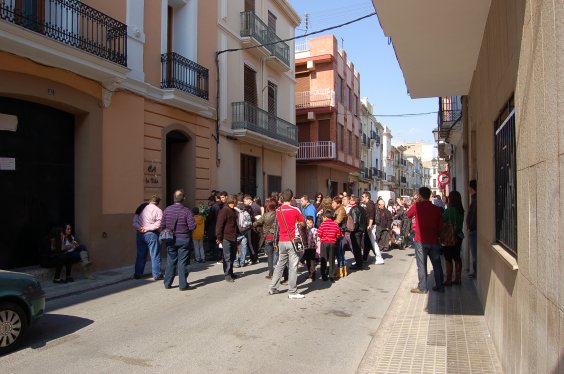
407, 187, 444, 293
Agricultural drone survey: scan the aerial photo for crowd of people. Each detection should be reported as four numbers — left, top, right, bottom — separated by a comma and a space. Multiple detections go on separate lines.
131, 186, 451, 299
43, 182, 478, 297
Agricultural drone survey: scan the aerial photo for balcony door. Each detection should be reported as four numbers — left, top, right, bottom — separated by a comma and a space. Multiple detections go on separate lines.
15, 0, 45, 32
245, 0, 255, 12
240, 154, 257, 197
267, 81, 277, 134
244, 65, 257, 127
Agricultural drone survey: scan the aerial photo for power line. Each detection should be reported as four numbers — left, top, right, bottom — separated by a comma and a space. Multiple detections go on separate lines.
217, 12, 377, 56
374, 111, 438, 117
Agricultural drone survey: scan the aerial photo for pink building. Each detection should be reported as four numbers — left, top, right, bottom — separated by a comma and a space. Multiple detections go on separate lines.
295, 35, 361, 197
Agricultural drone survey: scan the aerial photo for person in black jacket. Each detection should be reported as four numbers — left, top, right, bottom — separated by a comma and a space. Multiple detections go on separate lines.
375, 199, 393, 252
349, 196, 367, 270
206, 191, 227, 262
215, 195, 239, 282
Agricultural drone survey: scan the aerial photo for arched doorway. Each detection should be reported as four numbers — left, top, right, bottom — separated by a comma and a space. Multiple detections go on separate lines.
0, 97, 74, 269
165, 130, 195, 207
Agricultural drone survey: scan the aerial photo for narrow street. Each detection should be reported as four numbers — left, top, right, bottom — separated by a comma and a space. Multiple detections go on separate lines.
0, 251, 414, 373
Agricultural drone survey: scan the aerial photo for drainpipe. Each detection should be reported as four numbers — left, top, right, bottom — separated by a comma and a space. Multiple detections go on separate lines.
214, 52, 221, 168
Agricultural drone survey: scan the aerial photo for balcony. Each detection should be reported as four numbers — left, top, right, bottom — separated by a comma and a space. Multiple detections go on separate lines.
0, 0, 127, 66
297, 141, 336, 160
295, 89, 335, 110
232, 101, 297, 146
371, 167, 377, 178
161, 52, 209, 100
362, 133, 368, 145
240, 11, 290, 71
371, 134, 381, 146
401, 176, 407, 184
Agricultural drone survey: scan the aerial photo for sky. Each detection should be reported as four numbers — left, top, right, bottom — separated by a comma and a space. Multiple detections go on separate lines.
289, 0, 437, 146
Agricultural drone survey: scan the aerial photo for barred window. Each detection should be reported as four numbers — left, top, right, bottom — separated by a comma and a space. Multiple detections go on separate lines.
494, 96, 517, 254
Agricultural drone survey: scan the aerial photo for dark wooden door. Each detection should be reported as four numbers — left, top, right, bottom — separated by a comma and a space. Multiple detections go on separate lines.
0, 97, 74, 269
240, 154, 257, 196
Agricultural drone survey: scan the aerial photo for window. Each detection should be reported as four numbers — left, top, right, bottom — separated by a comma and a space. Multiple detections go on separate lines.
245, 0, 255, 12
338, 125, 343, 151
244, 65, 257, 105
336, 76, 343, 104
267, 11, 277, 32
267, 81, 277, 116
348, 130, 352, 155
268, 175, 281, 196
355, 136, 360, 158
494, 96, 517, 254
344, 87, 349, 110
353, 94, 358, 115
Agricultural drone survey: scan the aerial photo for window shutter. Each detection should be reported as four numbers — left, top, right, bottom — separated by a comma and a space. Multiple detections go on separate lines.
244, 66, 257, 105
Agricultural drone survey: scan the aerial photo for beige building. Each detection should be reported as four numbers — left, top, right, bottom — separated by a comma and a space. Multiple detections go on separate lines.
216, 0, 300, 198
373, 0, 564, 371
0, 0, 217, 270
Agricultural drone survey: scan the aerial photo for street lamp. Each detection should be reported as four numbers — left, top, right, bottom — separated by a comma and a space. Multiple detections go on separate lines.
433, 127, 439, 143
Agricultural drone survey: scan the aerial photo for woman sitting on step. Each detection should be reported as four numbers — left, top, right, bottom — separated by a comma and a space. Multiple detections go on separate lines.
62, 223, 95, 279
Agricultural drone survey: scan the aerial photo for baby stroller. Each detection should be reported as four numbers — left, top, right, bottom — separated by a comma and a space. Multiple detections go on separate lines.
390, 220, 405, 249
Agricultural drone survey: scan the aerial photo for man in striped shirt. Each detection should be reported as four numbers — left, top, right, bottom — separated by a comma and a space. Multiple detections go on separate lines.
162, 189, 196, 291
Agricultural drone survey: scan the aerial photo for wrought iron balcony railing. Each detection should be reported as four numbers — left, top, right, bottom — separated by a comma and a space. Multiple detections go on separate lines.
232, 101, 297, 146
240, 11, 289, 67
161, 52, 209, 100
438, 96, 462, 126
297, 141, 336, 160
295, 89, 335, 109
0, 0, 127, 66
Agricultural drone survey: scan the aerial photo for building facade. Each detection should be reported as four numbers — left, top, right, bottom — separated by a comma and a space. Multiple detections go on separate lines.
373, 0, 564, 371
216, 0, 299, 198
0, 0, 218, 270
295, 35, 361, 198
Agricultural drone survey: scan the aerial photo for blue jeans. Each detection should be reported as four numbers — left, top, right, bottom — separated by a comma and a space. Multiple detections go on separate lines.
264, 240, 278, 277
67, 245, 88, 263
270, 241, 300, 294
235, 234, 248, 266
414, 241, 443, 291
336, 236, 347, 267
135, 231, 162, 278
469, 230, 477, 274
164, 237, 190, 289
222, 240, 237, 277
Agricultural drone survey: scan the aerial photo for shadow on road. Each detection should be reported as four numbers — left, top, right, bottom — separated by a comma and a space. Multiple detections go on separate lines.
14, 313, 94, 354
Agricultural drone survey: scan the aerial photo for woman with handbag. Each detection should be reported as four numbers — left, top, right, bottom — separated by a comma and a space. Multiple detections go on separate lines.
441, 191, 465, 286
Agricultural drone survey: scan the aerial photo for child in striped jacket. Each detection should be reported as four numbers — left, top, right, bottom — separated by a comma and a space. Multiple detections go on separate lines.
317, 210, 341, 282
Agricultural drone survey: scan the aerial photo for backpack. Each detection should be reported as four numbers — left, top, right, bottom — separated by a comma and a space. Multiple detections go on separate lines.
235, 207, 252, 232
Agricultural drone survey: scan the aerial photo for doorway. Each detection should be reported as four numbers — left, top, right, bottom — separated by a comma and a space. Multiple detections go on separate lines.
0, 97, 74, 269
165, 130, 194, 207
240, 154, 257, 196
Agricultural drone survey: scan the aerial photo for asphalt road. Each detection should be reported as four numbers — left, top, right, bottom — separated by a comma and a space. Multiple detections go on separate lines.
0, 250, 415, 374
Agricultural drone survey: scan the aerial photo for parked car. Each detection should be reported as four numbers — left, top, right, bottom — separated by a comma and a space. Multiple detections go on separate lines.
0, 270, 45, 355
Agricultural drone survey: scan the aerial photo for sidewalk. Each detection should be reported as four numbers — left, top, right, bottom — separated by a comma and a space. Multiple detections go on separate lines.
357, 259, 503, 374
40, 265, 137, 301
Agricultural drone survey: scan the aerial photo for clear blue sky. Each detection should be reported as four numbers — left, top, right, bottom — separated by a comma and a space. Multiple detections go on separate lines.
289, 0, 437, 145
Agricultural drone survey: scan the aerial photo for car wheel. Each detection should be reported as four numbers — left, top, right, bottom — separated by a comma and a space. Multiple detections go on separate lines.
0, 302, 28, 355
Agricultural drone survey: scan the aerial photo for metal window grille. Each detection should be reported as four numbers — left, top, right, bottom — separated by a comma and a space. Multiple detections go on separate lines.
494, 96, 517, 254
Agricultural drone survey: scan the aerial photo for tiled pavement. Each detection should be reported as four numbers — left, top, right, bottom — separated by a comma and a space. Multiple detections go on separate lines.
357, 260, 503, 374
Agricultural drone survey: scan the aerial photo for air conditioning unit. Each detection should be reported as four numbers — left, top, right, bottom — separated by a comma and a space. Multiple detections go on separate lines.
306, 60, 315, 70
307, 112, 316, 121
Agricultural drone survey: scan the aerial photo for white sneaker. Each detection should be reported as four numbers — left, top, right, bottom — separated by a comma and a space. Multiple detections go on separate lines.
375, 259, 385, 265
288, 293, 305, 299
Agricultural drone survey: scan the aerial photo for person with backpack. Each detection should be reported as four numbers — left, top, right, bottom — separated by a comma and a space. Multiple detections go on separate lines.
233, 195, 254, 267
348, 196, 367, 271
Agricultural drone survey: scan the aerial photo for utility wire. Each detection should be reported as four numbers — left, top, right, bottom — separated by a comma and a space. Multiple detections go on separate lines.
217, 12, 377, 56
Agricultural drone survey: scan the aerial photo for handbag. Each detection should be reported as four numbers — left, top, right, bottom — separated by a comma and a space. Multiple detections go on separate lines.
279, 206, 304, 254
159, 210, 181, 242
440, 209, 458, 247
